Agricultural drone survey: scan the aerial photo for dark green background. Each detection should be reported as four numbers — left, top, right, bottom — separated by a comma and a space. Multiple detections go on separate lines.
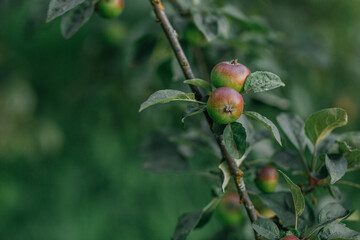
0, 0, 359, 239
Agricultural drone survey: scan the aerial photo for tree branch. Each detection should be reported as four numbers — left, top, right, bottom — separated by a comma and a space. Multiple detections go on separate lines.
148, 0, 258, 230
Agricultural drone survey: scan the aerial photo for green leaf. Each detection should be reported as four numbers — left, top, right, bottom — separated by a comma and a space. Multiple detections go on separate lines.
277, 113, 306, 152
245, 111, 282, 145
141, 132, 189, 173
252, 219, 280, 240
341, 132, 360, 149
192, 10, 229, 41
272, 150, 305, 171
139, 90, 202, 112
279, 170, 305, 229
47, 0, 86, 22
60, 0, 94, 39
325, 155, 347, 184
223, 122, 247, 159
181, 104, 206, 124
244, 71, 285, 93
172, 199, 220, 240
305, 108, 348, 147
172, 211, 203, 240
184, 79, 212, 92
319, 222, 360, 240
319, 203, 349, 224
257, 192, 295, 227
337, 141, 360, 163
220, 5, 248, 22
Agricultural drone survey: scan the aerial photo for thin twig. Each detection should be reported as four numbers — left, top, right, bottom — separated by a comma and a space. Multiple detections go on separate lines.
148, 0, 259, 232
337, 180, 360, 189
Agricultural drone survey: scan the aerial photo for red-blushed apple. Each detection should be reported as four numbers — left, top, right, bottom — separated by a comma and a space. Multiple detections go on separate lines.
96, 0, 124, 19
256, 166, 278, 193
281, 236, 299, 240
207, 87, 244, 124
211, 59, 251, 93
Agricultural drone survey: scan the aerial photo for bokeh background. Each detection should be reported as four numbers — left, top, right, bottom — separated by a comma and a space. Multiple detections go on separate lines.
0, 0, 360, 239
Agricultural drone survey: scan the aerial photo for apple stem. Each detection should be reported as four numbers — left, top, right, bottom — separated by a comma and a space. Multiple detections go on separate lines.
231, 59, 238, 65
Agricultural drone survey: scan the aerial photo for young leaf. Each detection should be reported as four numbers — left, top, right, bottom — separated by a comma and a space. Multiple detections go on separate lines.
60, 0, 94, 39
244, 71, 285, 93
304, 108, 348, 147
223, 122, 247, 159
139, 90, 203, 112
279, 170, 305, 230
47, 0, 86, 22
172, 211, 203, 240
325, 155, 347, 184
184, 79, 212, 92
319, 222, 360, 240
252, 218, 280, 240
245, 111, 282, 145
277, 113, 306, 152
181, 104, 207, 124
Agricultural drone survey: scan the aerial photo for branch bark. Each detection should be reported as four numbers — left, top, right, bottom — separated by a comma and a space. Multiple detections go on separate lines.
148, 0, 258, 232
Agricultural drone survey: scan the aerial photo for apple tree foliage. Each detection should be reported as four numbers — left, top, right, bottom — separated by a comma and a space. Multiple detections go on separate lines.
46, 0, 360, 239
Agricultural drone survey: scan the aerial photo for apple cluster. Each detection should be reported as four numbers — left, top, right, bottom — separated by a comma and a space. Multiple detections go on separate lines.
207, 60, 250, 124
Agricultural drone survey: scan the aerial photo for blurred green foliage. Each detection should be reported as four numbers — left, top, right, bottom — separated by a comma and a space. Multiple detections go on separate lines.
0, 0, 359, 239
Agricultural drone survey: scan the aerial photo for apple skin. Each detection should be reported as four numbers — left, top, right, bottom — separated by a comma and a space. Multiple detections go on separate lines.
96, 0, 124, 19
211, 60, 251, 93
256, 166, 278, 193
215, 193, 243, 226
207, 87, 244, 124
281, 236, 299, 240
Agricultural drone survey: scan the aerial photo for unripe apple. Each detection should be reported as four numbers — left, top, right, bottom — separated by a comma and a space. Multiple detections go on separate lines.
210, 59, 251, 93
207, 87, 244, 124
281, 236, 299, 240
96, 0, 124, 19
215, 193, 243, 226
256, 166, 278, 193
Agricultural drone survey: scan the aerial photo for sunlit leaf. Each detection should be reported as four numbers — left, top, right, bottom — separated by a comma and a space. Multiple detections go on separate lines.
244, 71, 285, 93
305, 108, 348, 147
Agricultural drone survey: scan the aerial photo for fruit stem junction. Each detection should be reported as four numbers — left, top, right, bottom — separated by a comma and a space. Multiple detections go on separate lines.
231, 59, 238, 65
224, 104, 233, 113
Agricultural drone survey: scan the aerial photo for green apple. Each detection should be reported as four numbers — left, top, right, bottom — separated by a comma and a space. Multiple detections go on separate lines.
207, 87, 244, 124
211, 60, 251, 93
215, 193, 243, 226
256, 166, 278, 193
96, 0, 124, 19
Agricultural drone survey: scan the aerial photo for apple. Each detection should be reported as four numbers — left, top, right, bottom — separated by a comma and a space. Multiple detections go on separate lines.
96, 0, 124, 19
210, 59, 251, 93
256, 166, 278, 193
281, 236, 299, 240
207, 87, 244, 124
215, 192, 243, 226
